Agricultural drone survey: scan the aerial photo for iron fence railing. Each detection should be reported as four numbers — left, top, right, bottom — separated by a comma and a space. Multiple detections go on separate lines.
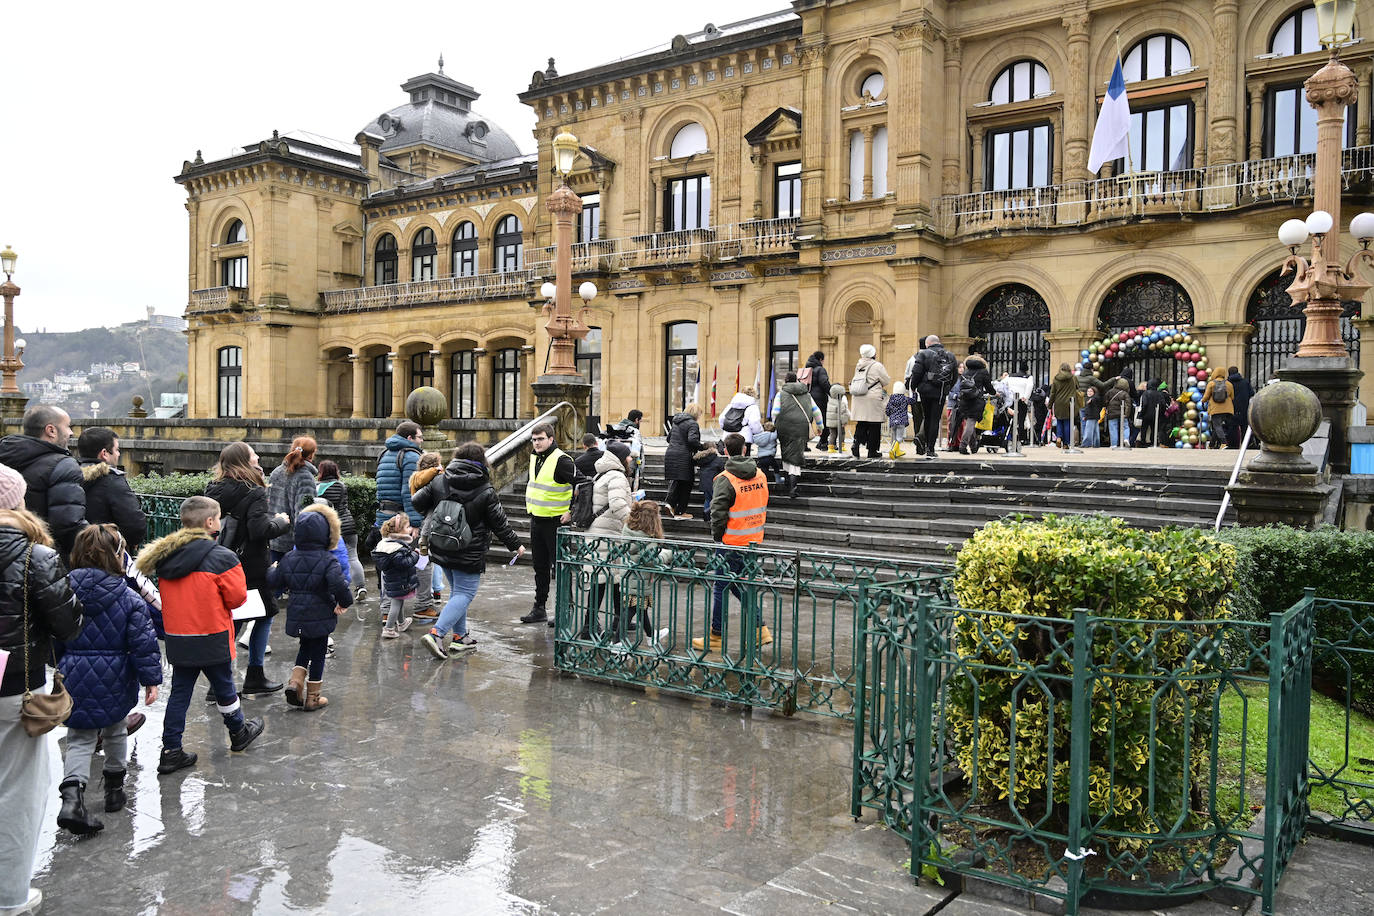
553, 530, 951, 718
138, 494, 187, 543
849, 586, 1337, 915
1306, 595, 1374, 838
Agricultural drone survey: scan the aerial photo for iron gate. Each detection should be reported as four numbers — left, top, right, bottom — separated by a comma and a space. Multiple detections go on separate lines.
1099, 273, 1195, 392
968, 284, 1052, 385
1246, 270, 1361, 384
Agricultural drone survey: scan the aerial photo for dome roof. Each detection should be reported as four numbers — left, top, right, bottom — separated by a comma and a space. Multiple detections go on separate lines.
360, 72, 523, 163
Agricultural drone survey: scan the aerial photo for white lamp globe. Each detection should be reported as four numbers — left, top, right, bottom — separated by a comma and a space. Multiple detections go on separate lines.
1278, 219, 1309, 247
578, 281, 598, 302
1350, 212, 1374, 242
1306, 210, 1334, 236
14, 338, 25, 351
539, 281, 556, 299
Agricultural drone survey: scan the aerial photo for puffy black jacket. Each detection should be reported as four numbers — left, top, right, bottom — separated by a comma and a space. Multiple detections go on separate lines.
314, 478, 356, 539
958, 358, 995, 415
80, 459, 148, 548
267, 510, 353, 639
412, 458, 521, 573
0, 523, 84, 696
205, 477, 289, 590
804, 356, 831, 413
56, 568, 161, 729
663, 413, 702, 483
0, 435, 89, 559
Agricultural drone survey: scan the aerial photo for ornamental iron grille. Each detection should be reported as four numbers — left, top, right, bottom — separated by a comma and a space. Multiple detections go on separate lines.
1245, 270, 1361, 384
1099, 274, 1195, 392
968, 284, 1052, 385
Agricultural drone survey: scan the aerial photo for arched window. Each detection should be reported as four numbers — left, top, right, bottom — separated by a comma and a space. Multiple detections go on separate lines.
1099, 274, 1195, 390
493, 348, 522, 418
1271, 6, 1320, 56
411, 228, 436, 282
664, 322, 699, 422
669, 122, 708, 158
374, 234, 398, 285
225, 220, 247, 244
450, 349, 477, 418
577, 328, 602, 420
494, 216, 523, 273
452, 222, 477, 276
372, 354, 393, 417
860, 71, 885, 99
1246, 270, 1360, 384
1122, 34, 1192, 82
968, 285, 1051, 384
217, 346, 242, 418
1264, 8, 1356, 156
221, 219, 248, 289
990, 60, 1051, 104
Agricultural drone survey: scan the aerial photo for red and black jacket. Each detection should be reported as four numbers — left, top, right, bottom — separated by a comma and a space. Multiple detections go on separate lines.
135, 528, 246, 668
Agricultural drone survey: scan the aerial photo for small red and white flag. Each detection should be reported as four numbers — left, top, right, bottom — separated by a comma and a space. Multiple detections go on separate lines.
710, 365, 718, 416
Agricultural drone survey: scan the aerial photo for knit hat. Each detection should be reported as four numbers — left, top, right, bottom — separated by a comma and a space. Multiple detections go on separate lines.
606, 440, 632, 463
0, 464, 26, 510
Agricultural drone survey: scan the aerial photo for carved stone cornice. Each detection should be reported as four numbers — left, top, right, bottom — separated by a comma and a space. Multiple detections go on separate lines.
718, 87, 745, 108
1061, 12, 1090, 40
798, 41, 826, 66
619, 107, 645, 125
893, 16, 940, 45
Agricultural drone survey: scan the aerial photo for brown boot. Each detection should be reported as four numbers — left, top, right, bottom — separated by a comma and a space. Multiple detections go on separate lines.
304, 680, 328, 711
284, 666, 307, 708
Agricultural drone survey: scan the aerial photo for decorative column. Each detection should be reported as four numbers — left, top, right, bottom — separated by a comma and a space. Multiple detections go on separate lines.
1061, 12, 1092, 180
970, 134, 985, 192
861, 125, 876, 199
797, 37, 828, 237
1208, 0, 1240, 165
431, 349, 450, 412
315, 357, 330, 416
1358, 66, 1373, 146
941, 36, 963, 196
350, 354, 367, 419
533, 169, 592, 449
717, 87, 745, 226
475, 349, 493, 419
0, 268, 27, 420
750, 148, 765, 219
390, 351, 406, 419
1248, 86, 1265, 161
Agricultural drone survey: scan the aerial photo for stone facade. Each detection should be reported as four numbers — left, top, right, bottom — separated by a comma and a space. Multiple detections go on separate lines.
179, 1, 1374, 432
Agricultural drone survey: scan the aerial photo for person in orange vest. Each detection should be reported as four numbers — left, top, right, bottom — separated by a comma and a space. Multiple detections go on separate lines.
692, 433, 773, 652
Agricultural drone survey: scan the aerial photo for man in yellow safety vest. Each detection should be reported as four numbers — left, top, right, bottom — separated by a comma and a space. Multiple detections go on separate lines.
519, 422, 575, 625
692, 433, 772, 653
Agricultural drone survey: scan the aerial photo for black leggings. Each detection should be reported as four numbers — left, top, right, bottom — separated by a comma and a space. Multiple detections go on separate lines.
294, 635, 329, 680
665, 480, 692, 515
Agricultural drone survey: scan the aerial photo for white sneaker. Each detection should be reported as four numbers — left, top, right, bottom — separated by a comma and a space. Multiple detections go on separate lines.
381, 627, 400, 640
397, 616, 414, 633
354, 586, 368, 601
264, 644, 272, 655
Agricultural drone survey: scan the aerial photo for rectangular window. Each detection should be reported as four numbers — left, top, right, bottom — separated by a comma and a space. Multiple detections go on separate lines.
450, 350, 476, 418
222, 256, 247, 289
1127, 101, 1192, 172
494, 348, 521, 419
768, 316, 800, 415
577, 193, 601, 242
375, 257, 397, 285
774, 162, 801, 218
663, 322, 699, 422
872, 127, 889, 197
217, 347, 242, 418
409, 351, 434, 392
412, 252, 436, 282
849, 130, 865, 200
1266, 85, 1354, 157
664, 175, 710, 231
576, 328, 603, 419
986, 123, 1053, 191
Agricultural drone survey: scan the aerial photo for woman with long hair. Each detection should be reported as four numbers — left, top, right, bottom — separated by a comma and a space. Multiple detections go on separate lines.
315, 459, 365, 597
205, 442, 290, 695
267, 436, 318, 561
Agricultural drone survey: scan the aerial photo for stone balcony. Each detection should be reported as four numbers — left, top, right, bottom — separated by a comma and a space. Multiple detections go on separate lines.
932, 146, 1374, 239
186, 286, 250, 314
320, 270, 537, 313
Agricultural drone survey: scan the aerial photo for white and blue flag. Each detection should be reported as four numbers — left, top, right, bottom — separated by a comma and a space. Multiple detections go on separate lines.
1088, 59, 1132, 173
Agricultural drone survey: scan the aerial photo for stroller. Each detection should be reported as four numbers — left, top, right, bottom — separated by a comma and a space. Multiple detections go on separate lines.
975, 405, 1013, 453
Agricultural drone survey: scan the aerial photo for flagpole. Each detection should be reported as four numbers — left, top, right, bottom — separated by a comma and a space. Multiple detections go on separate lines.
1114, 29, 1135, 177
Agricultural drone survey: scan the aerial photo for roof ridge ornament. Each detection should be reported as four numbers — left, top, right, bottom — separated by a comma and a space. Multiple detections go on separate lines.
438, 53, 445, 75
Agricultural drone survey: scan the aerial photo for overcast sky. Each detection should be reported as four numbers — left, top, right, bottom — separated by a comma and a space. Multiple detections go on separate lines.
1, 0, 785, 333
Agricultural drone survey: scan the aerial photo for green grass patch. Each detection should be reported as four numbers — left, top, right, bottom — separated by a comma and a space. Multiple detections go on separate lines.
1216, 682, 1374, 820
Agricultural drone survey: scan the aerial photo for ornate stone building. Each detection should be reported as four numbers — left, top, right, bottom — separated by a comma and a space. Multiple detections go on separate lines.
179, 1, 1373, 427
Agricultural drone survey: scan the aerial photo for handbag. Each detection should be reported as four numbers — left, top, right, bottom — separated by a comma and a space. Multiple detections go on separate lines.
19, 545, 73, 737
975, 400, 996, 431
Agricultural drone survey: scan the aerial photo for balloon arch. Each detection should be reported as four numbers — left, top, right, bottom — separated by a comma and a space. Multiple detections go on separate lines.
1080, 325, 1215, 449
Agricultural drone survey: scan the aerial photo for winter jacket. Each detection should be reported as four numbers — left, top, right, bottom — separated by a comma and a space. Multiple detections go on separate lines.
267, 507, 353, 640
205, 477, 289, 591
804, 356, 831, 418
412, 457, 521, 574
372, 536, 420, 597
1077, 375, 1106, 413
374, 434, 424, 527
135, 528, 247, 669
267, 461, 317, 553
1104, 378, 1133, 423
721, 392, 764, 444
0, 522, 83, 696
1139, 380, 1172, 435
774, 381, 819, 466
314, 478, 356, 539
80, 459, 147, 548
1203, 377, 1235, 415
303, 502, 351, 584
957, 358, 996, 417
588, 450, 632, 535
886, 394, 912, 427
698, 450, 725, 512
0, 435, 88, 559
663, 412, 703, 482
850, 357, 892, 423
908, 344, 958, 396
409, 466, 441, 495
710, 456, 765, 543
1084, 384, 1106, 419
752, 430, 778, 458
574, 448, 604, 478
1049, 370, 1079, 421
825, 384, 851, 429
56, 568, 161, 729
1228, 371, 1254, 424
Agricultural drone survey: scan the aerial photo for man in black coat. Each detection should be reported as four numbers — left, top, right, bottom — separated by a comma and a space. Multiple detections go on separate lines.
0, 405, 88, 559
907, 336, 958, 459
1227, 367, 1255, 445
574, 433, 604, 478
77, 426, 147, 549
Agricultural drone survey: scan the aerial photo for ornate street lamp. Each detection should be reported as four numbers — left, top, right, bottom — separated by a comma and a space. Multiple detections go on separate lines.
1278, 0, 1365, 357
543, 130, 596, 375
0, 246, 26, 396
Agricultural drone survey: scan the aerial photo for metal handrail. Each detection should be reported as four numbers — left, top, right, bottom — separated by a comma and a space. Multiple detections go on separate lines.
485, 401, 578, 493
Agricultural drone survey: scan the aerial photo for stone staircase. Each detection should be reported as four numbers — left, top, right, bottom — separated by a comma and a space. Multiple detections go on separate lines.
495, 452, 1236, 566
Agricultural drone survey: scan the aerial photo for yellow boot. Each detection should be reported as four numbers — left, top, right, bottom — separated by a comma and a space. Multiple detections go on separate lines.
757, 626, 773, 646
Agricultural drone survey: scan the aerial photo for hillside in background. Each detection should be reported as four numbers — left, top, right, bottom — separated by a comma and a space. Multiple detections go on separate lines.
17, 325, 187, 419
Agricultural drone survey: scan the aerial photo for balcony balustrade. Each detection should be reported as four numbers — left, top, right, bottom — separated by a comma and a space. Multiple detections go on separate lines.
187, 286, 249, 314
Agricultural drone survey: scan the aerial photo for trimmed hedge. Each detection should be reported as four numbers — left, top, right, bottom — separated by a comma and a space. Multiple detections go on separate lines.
131, 473, 378, 532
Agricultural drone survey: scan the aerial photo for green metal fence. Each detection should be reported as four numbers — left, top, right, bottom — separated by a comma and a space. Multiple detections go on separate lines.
138, 494, 186, 543
553, 530, 951, 718
1307, 595, 1374, 838
850, 584, 1321, 916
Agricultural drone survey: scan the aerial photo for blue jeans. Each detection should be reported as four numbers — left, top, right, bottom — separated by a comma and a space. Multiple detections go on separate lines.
433, 568, 481, 639
710, 548, 758, 635
233, 590, 274, 667
1082, 419, 1100, 448
1054, 418, 1071, 445
1108, 418, 1128, 447
431, 563, 445, 595
161, 663, 243, 750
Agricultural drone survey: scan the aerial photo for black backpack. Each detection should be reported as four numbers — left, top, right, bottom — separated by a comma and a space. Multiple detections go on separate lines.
1030, 386, 1048, 408
216, 499, 249, 558
426, 496, 473, 563
933, 350, 958, 387
720, 405, 746, 433
569, 468, 619, 530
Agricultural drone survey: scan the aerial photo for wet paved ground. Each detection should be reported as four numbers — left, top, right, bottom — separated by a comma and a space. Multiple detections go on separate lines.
30, 565, 1374, 915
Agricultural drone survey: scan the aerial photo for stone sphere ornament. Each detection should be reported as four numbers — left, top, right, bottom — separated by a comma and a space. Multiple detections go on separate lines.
1247, 381, 1323, 474
405, 386, 449, 427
